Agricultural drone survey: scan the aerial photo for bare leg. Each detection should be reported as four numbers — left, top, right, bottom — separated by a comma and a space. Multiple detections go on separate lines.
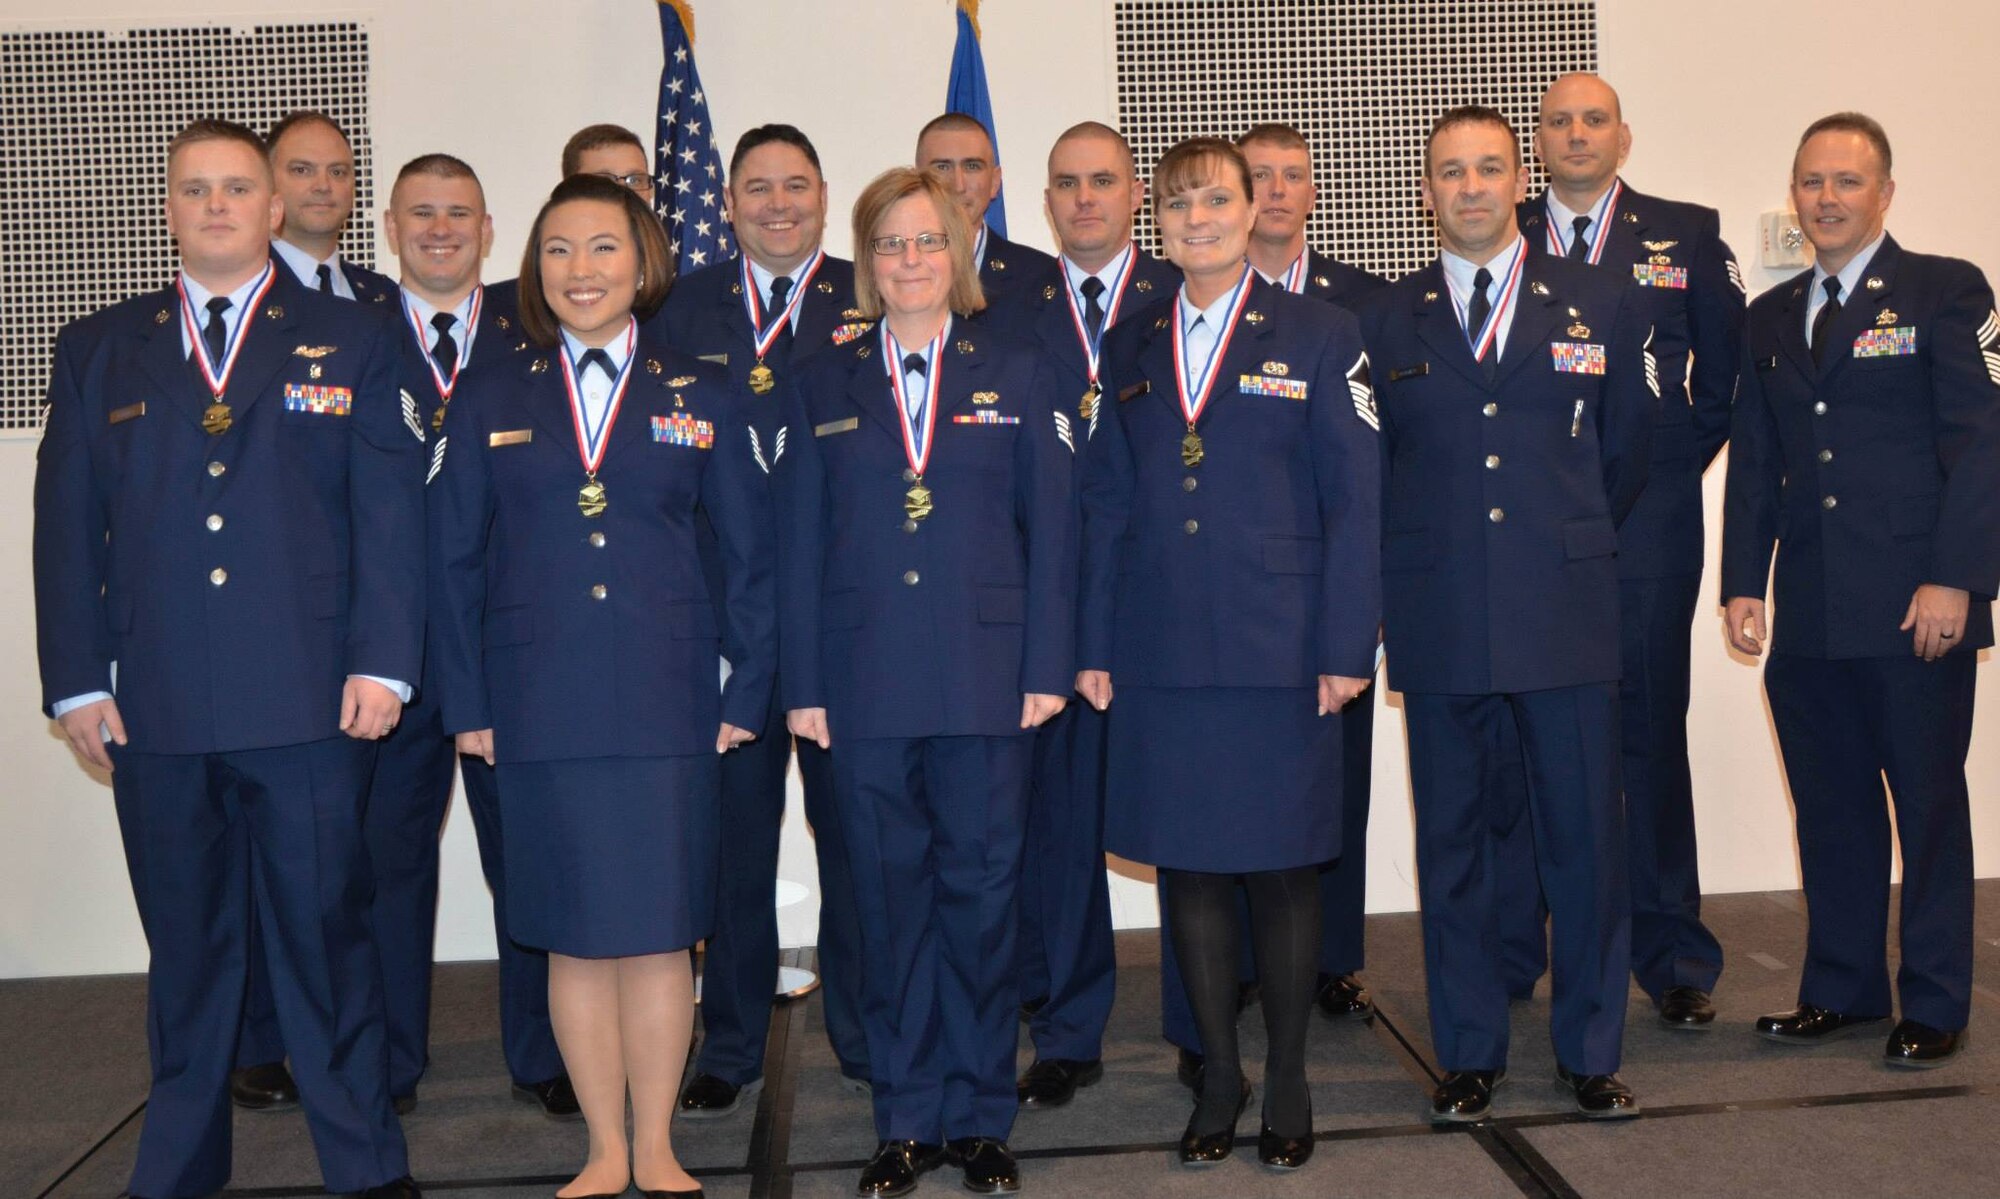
625, 950, 699, 1193
550, 953, 630, 1198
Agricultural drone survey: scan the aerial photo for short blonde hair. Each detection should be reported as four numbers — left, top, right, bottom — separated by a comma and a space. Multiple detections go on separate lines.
849, 168, 986, 320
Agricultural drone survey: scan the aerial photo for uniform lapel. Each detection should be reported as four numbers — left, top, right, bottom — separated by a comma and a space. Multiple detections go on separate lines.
137, 286, 213, 429
1199, 277, 1280, 428
1774, 272, 1816, 380
525, 349, 578, 450
935, 324, 988, 423
1496, 265, 1567, 387
844, 341, 903, 440
220, 273, 306, 421
1413, 261, 1488, 389
1819, 235, 1902, 380
602, 342, 666, 466
790, 269, 841, 356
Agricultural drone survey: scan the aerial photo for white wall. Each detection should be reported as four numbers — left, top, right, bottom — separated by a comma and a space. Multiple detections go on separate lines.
1, 0, 1995, 977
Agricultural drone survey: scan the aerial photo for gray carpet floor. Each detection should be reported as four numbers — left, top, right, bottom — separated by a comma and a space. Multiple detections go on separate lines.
11, 882, 2000, 1198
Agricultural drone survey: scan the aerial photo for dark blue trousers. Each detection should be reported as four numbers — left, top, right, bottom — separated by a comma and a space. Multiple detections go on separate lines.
1016, 702, 1116, 1061
1492, 574, 1721, 1000
696, 685, 868, 1084
113, 737, 408, 1198
1159, 690, 1373, 1053
1404, 684, 1630, 1076
1764, 651, 1977, 1030
836, 734, 1031, 1143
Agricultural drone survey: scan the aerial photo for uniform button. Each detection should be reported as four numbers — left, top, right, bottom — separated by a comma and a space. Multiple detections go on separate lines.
1182, 476, 1198, 492
207, 460, 226, 477
1488, 508, 1505, 523
903, 570, 920, 586
902, 518, 919, 534
1184, 519, 1200, 534
590, 584, 608, 600
902, 468, 918, 483
209, 567, 227, 586
588, 531, 606, 547
1484, 454, 1501, 469
1822, 495, 1838, 510
205, 514, 224, 532
1813, 401, 1827, 415
1482, 402, 1498, 417
1817, 449, 1833, 464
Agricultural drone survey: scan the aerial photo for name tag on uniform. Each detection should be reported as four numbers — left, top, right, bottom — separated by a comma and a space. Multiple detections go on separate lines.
1852, 326, 1917, 358
1388, 363, 1429, 382
488, 428, 533, 447
1632, 263, 1689, 289
284, 383, 352, 415
1239, 374, 1308, 400
652, 413, 714, 448
814, 417, 859, 437
951, 411, 1020, 425
1550, 342, 1607, 375
831, 321, 874, 346
108, 401, 146, 425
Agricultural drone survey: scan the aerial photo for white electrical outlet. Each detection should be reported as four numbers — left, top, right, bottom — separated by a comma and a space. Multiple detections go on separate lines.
1761, 210, 1811, 270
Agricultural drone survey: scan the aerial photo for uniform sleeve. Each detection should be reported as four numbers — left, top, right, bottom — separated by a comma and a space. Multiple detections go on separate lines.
1312, 316, 1382, 677
1598, 287, 1658, 526
1924, 265, 2000, 598
703, 385, 778, 734
1719, 333, 1782, 604
775, 384, 828, 712
1014, 358, 1080, 695
1689, 208, 1747, 469
426, 375, 496, 733
345, 309, 426, 685
1077, 353, 1139, 672
32, 326, 114, 714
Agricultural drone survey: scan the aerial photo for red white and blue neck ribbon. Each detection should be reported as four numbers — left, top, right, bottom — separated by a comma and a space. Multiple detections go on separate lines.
741, 248, 825, 357
1457, 240, 1527, 363
974, 225, 990, 271
177, 262, 276, 399
403, 285, 483, 401
1061, 245, 1137, 389
1545, 178, 1624, 265
1279, 251, 1309, 294
559, 318, 638, 475
1171, 267, 1255, 427
882, 316, 950, 479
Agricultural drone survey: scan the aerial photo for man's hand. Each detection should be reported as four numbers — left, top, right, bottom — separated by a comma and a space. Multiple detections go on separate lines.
717, 723, 757, 753
788, 708, 831, 750
455, 729, 495, 765
1021, 692, 1068, 729
1318, 675, 1369, 715
340, 677, 404, 740
1900, 584, 1972, 661
1724, 597, 1767, 657
57, 698, 126, 771
1075, 670, 1113, 711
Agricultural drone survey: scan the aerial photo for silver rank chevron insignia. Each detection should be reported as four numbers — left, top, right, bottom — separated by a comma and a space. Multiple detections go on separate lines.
1053, 409, 1074, 454
427, 436, 448, 485
1347, 353, 1378, 431
1979, 310, 2000, 386
400, 388, 424, 441
1643, 327, 1660, 399
1726, 259, 1746, 295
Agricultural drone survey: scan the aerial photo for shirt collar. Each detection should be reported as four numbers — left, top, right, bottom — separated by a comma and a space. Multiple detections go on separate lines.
747, 249, 820, 303
1178, 271, 1245, 336
399, 286, 477, 329
1439, 234, 1524, 305
1544, 180, 1620, 244
974, 224, 991, 269
1811, 229, 1888, 301
179, 263, 272, 324
560, 324, 633, 375
1062, 242, 1135, 297
271, 237, 342, 288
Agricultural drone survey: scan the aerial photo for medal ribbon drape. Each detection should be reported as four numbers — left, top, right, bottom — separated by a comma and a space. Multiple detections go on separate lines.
405, 286, 482, 403
559, 319, 639, 517
178, 263, 276, 434
1280, 251, 1309, 294
740, 248, 826, 391
1456, 242, 1527, 363
883, 317, 949, 520
1062, 248, 1136, 394
1169, 268, 1254, 466
1544, 178, 1623, 265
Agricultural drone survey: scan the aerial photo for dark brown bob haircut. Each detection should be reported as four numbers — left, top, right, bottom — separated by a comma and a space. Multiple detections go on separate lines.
515, 174, 674, 348
1151, 137, 1255, 212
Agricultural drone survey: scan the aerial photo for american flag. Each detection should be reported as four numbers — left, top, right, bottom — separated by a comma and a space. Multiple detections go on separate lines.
653, 1, 732, 273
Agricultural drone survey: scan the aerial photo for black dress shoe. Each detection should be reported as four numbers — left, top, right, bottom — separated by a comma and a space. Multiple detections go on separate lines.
1657, 986, 1716, 1029
1428, 1070, 1502, 1124
392, 1091, 417, 1116
1178, 1078, 1252, 1166
639, 1187, 705, 1198
1315, 972, 1376, 1021
857, 1139, 945, 1198
1176, 1048, 1204, 1094
1755, 1004, 1889, 1045
360, 1177, 421, 1198
1885, 1018, 1965, 1068
1554, 1066, 1640, 1119
513, 1073, 584, 1120
678, 1072, 760, 1119
230, 1061, 299, 1112
949, 1137, 1020, 1194
1016, 1058, 1103, 1109
1257, 1122, 1314, 1170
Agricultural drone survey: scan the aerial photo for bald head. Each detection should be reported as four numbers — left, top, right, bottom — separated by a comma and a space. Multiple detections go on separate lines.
1534, 72, 1630, 206
1048, 121, 1135, 176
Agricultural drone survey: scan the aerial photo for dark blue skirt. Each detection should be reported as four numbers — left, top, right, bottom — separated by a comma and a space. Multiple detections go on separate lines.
497, 754, 719, 957
1103, 685, 1343, 873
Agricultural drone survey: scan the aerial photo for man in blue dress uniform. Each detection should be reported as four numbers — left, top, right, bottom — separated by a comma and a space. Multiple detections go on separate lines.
981, 121, 1179, 1110
34, 118, 422, 1199
656, 124, 875, 1115
1357, 106, 1655, 1123
1495, 73, 1746, 1025
1723, 113, 2000, 1067
915, 112, 1057, 308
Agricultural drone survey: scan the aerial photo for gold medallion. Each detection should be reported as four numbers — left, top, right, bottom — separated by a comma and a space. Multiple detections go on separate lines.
1080, 385, 1100, 421
904, 482, 933, 521
1181, 427, 1205, 468
432, 405, 448, 432
202, 401, 233, 436
748, 362, 776, 395
578, 477, 608, 517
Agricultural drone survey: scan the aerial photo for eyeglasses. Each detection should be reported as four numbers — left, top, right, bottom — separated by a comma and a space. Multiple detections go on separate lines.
596, 171, 655, 195
869, 232, 951, 256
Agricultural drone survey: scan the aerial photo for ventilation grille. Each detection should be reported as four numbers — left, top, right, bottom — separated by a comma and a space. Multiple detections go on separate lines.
0, 21, 375, 433
1114, 0, 1596, 280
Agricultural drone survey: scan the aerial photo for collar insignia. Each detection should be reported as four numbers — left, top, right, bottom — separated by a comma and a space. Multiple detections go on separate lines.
1530, 281, 1551, 296
817, 280, 835, 294
1244, 310, 1265, 325
265, 305, 284, 319
956, 339, 975, 354
645, 359, 663, 374
1866, 276, 1886, 291
1135, 278, 1154, 292
154, 309, 170, 324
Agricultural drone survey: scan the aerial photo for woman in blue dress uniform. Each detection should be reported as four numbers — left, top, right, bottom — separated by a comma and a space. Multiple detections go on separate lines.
430, 175, 774, 1199
778, 169, 1075, 1198
1080, 139, 1381, 1169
